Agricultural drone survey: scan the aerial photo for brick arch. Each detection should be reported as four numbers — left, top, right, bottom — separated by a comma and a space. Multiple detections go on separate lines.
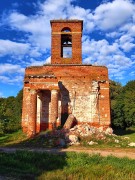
61, 27, 71, 32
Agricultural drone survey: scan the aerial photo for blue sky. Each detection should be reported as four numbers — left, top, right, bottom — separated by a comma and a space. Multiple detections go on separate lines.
0, 0, 135, 97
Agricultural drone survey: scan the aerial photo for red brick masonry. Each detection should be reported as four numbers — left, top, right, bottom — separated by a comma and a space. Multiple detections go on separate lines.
22, 20, 111, 137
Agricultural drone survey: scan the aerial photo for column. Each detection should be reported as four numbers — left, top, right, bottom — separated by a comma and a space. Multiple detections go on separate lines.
29, 89, 37, 136
22, 87, 30, 134
36, 91, 42, 133
50, 89, 58, 129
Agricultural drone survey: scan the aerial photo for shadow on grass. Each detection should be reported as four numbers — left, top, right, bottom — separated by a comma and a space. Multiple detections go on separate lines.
0, 131, 70, 179
3, 130, 68, 149
113, 128, 135, 136
0, 150, 68, 180
0, 135, 9, 144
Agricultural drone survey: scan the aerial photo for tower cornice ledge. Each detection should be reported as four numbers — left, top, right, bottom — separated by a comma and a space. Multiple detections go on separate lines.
50, 19, 83, 23
26, 64, 108, 69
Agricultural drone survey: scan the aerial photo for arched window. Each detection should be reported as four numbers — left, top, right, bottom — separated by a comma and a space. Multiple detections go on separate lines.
61, 27, 71, 32
61, 28, 72, 58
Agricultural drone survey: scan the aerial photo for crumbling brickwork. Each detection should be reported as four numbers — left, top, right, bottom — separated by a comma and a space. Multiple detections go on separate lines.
22, 20, 111, 137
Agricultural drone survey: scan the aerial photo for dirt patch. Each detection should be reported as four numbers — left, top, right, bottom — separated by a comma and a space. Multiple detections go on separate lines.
0, 147, 135, 159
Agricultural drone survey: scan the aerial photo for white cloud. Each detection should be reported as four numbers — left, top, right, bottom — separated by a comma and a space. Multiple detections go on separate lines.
44, 56, 51, 64
0, 63, 25, 74
29, 58, 45, 66
129, 25, 135, 36
7, 12, 51, 50
0, 75, 23, 85
116, 34, 135, 52
82, 35, 134, 81
28, 56, 51, 66
5, 0, 135, 52
9, 12, 50, 34
40, 0, 73, 16
0, 39, 42, 60
5, 0, 93, 50
93, 0, 135, 30
0, 0, 135, 87
0, 91, 3, 97
83, 37, 120, 60
106, 31, 123, 38
129, 71, 135, 76
0, 39, 30, 57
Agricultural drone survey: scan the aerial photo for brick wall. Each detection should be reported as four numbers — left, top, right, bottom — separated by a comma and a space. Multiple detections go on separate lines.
22, 65, 111, 136
51, 20, 83, 64
22, 20, 111, 137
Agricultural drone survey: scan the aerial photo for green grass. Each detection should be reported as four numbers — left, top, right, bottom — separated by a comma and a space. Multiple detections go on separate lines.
0, 127, 135, 149
0, 151, 135, 180
0, 129, 135, 179
0, 130, 27, 147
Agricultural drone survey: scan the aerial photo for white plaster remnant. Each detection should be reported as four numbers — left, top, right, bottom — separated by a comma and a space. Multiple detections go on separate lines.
69, 81, 100, 123
58, 100, 61, 121
37, 93, 42, 124
105, 127, 113, 135
128, 142, 135, 147
68, 135, 79, 144
30, 89, 36, 94
88, 141, 98, 145
115, 139, 119, 143
90, 81, 99, 122
100, 88, 109, 90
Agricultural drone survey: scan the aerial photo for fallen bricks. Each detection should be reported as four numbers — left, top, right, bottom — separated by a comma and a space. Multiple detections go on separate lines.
44, 123, 113, 147
68, 124, 113, 137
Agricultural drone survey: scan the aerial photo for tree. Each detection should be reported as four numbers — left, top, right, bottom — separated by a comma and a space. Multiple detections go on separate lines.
122, 81, 135, 127
0, 89, 23, 134
109, 80, 122, 100
109, 80, 124, 128
110, 80, 135, 129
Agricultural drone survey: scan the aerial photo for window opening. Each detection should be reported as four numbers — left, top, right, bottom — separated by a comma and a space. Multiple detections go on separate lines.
61, 27, 71, 32
61, 34, 72, 58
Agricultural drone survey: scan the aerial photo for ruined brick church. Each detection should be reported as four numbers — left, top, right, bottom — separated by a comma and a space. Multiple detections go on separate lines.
22, 20, 111, 137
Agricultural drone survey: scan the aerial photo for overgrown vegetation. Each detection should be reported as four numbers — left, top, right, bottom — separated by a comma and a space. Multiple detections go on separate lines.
0, 151, 135, 180
0, 90, 23, 135
110, 80, 135, 129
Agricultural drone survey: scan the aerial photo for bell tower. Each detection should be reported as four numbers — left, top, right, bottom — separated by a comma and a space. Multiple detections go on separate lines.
50, 20, 83, 64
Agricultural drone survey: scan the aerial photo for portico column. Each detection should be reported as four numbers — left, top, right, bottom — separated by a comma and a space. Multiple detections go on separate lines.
36, 91, 42, 133
29, 89, 37, 136
50, 89, 58, 129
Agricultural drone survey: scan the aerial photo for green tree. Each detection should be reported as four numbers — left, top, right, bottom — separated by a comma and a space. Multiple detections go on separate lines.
109, 80, 122, 100
109, 80, 123, 128
122, 81, 135, 127
110, 80, 135, 129
0, 89, 23, 134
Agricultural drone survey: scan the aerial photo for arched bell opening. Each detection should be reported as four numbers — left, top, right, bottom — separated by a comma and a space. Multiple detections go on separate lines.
61, 27, 72, 58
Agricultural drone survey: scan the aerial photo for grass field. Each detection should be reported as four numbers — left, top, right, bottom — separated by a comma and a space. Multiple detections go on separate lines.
0, 130, 27, 147
0, 151, 135, 180
0, 128, 135, 179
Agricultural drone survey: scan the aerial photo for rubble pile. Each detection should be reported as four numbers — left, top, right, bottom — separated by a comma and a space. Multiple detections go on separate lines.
68, 124, 113, 137
65, 124, 113, 145
43, 123, 113, 147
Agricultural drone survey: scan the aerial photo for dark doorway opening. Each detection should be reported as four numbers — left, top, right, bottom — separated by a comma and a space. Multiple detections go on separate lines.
40, 90, 51, 131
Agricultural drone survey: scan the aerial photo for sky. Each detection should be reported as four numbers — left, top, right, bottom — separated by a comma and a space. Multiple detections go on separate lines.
0, 0, 135, 97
